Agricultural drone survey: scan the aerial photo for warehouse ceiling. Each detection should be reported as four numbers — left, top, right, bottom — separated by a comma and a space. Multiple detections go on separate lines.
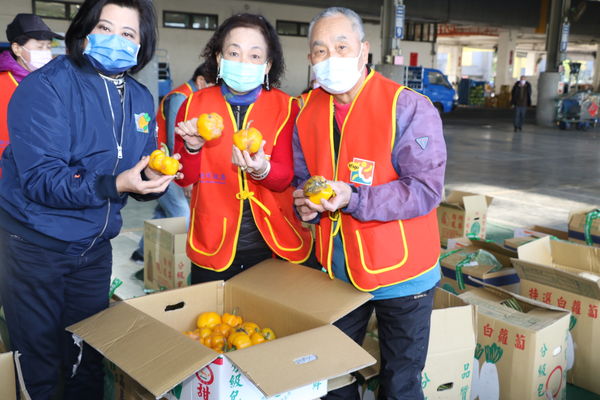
249, 0, 600, 36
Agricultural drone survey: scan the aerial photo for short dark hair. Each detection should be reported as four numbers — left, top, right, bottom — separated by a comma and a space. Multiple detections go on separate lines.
65, 0, 157, 73
8, 35, 31, 59
192, 62, 213, 84
201, 14, 284, 89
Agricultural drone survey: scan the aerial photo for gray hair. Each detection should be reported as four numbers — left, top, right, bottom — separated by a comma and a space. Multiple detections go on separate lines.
308, 7, 366, 42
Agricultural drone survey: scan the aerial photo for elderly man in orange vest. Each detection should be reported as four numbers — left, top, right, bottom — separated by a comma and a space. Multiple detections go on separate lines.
293, 7, 447, 400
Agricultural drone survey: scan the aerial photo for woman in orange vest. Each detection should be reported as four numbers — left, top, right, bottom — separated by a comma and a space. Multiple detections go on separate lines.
0, 14, 61, 173
174, 14, 312, 283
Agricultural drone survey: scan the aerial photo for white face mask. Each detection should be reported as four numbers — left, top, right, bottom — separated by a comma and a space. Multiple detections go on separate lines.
520, 80, 526, 85
21, 47, 53, 71
311, 45, 364, 94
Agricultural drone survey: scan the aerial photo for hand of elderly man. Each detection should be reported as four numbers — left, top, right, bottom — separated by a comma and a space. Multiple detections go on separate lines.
293, 181, 352, 221
320, 181, 352, 212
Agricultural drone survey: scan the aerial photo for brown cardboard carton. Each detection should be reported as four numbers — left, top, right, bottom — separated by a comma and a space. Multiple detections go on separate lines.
357, 288, 476, 399
440, 238, 520, 294
568, 208, 600, 247
0, 352, 29, 400
437, 191, 493, 247
144, 217, 191, 290
512, 237, 600, 395
0, 352, 16, 400
459, 283, 570, 400
513, 225, 569, 241
69, 260, 375, 399
504, 236, 538, 252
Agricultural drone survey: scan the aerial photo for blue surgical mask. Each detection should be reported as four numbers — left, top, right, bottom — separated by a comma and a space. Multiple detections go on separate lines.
84, 34, 140, 75
219, 58, 266, 93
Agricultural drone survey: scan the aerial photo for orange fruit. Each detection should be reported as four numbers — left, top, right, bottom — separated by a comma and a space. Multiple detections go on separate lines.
197, 113, 224, 141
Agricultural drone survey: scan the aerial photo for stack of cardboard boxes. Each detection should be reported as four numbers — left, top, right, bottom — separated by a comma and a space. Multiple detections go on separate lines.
513, 237, 600, 396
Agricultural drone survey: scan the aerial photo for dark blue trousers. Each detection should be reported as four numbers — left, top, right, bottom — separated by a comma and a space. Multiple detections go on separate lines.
324, 288, 435, 400
0, 228, 111, 400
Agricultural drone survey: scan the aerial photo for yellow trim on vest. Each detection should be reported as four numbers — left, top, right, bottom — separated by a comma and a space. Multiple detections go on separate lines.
236, 184, 271, 217
184, 92, 195, 119
354, 221, 409, 273
188, 212, 228, 257
160, 90, 189, 120
390, 86, 405, 152
262, 216, 305, 252
346, 259, 440, 292
7, 71, 18, 87
295, 90, 313, 120
339, 69, 375, 136
273, 96, 293, 146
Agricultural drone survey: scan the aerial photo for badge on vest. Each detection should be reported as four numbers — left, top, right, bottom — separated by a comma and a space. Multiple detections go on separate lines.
348, 158, 375, 186
134, 113, 151, 133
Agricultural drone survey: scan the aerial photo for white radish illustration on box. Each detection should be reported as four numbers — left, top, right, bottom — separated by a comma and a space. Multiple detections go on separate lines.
470, 343, 484, 400
566, 316, 576, 371
477, 343, 504, 400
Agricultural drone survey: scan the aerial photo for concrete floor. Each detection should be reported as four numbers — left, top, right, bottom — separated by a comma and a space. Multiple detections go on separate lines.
111, 106, 600, 299
100, 107, 599, 399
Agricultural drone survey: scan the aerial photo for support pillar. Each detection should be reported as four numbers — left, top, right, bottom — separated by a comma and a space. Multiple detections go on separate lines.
537, 0, 570, 126
495, 30, 516, 93
593, 44, 600, 92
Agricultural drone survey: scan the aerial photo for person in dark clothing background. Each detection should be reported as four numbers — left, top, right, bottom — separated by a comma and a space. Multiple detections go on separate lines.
511, 75, 532, 132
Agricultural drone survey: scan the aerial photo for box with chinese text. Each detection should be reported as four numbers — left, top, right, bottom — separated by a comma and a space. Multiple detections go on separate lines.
357, 288, 476, 399
512, 236, 600, 395
144, 217, 190, 290
69, 260, 375, 399
437, 191, 493, 248
459, 283, 569, 400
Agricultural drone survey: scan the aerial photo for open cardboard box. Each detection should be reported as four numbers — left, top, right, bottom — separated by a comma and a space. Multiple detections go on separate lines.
357, 288, 476, 399
437, 191, 493, 248
512, 236, 600, 395
568, 207, 600, 247
459, 282, 570, 400
0, 352, 29, 400
69, 260, 376, 399
440, 238, 520, 294
507, 225, 569, 251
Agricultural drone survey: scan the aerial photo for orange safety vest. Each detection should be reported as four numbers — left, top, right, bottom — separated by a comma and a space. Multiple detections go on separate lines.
156, 82, 194, 149
296, 70, 440, 291
183, 86, 313, 271
0, 71, 19, 166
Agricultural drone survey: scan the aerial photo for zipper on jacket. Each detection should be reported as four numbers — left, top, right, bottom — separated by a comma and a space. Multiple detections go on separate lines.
81, 82, 126, 256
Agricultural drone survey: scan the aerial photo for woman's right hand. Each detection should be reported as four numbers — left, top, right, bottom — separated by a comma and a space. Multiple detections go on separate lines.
175, 117, 206, 153
116, 156, 174, 194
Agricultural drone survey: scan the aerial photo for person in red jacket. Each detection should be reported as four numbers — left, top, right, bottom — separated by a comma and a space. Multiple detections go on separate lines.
173, 14, 313, 283
0, 14, 61, 173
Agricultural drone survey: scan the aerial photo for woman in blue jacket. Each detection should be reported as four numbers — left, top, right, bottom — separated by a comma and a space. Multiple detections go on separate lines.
0, 1, 174, 398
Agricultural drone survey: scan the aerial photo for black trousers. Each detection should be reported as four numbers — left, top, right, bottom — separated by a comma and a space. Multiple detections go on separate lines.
0, 228, 110, 400
324, 287, 436, 400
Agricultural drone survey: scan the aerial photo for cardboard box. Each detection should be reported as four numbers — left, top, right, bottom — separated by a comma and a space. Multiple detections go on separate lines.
357, 288, 476, 399
504, 236, 538, 252
568, 208, 600, 247
440, 238, 520, 294
144, 217, 191, 290
512, 237, 600, 395
513, 225, 569, 241
459, 284, 570, 400
437, 191, 493, 248
69, 260, 376, 399
0, 352, 16, 400
0, 352, 29, 400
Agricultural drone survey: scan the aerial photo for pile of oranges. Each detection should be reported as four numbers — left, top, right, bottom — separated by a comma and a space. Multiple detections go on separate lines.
183, 311, 276, 353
